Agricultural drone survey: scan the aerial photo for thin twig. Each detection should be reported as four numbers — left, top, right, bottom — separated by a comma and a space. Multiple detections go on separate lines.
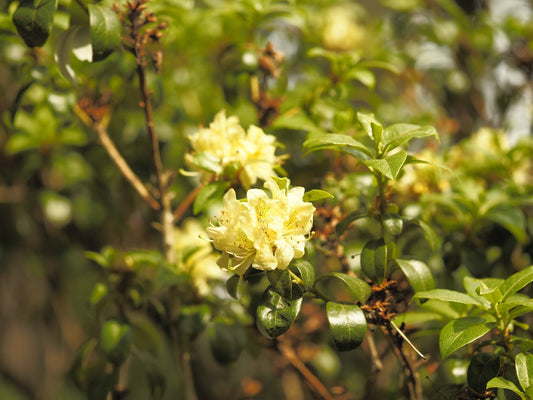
74, 105, 160, 210
173, 182, 205, 223
277, 338, 335, 400
390, 320, 426, 360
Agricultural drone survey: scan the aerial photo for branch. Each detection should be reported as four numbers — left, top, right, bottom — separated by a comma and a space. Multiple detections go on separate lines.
277, 338, 335, 400
173, 182, 205, 223
74, 105, 160, 211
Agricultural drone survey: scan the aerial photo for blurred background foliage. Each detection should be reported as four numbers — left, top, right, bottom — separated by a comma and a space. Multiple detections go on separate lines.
0, 0, 532, 399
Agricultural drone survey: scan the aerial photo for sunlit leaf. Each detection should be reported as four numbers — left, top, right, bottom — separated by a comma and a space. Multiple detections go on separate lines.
414, 289, 484, 306
439, 317, 494, 359
326, 302, 367, 351
193, 181, 230, 215
88, 4, 121, 61
500, 265, 533, 300
487, 377, 527, 400
396, 258, 434, 292
314, 272, 371, 303
382, 124, 438, 152
516, 353, 533, 392
303, 132, 373, 160
303, 189, 334, 202
362, 150, 407, 180
256, 286, 303, 339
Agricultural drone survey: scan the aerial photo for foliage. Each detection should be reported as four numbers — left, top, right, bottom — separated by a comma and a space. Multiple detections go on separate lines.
1, 0, 532, 400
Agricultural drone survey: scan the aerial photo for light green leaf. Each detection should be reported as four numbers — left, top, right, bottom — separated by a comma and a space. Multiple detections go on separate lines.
336, 210, 368, 235
483, 205, 527, 243
362, 150, 407, 180
357, 112, 383, 145
383, 214, 403, 236
396, 258, 435, 292
414, 289, 484, 306
303, 132, 373, 160
382, 123, 438, 152
13, 0, 57, 47
303, 189, 334, 202
193, 181, 230, 215
439, 317, 494, 359
256, 286, 303, 339
271, 108, 321, 132
487, 377, 527, 400
55, 26, 82, 84
314, 272, 371, 303
88, 4, 121, 61
500, 265, 533, 300
326, 302, 367, 351
407, 218, 442, 251
345, 68, 375, 89
516, 353, 533, 392
360, 238, 387, 282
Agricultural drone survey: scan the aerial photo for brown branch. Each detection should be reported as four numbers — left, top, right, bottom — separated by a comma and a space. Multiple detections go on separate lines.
173, 182, 205, 223
277, 338, 335, 400
74, 105, 160, 211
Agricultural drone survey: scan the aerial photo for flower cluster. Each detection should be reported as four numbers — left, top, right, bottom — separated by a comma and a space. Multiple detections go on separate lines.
174, 218, 227, 296
206, 178, 315, 276
185, 110, 281, 189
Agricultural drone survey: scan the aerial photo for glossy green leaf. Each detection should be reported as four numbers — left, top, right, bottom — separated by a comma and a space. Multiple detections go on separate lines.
326, 302, 367, 351
336, 210, 368, 235
487, 377, 527, 400
88, 4, 121, 61
439, 317, 494, 359
396, 258, 434, 292
383, 213, 403, 236
516, 353, 533, 392
289, 259, 315, 291
382, 123, 438, 152
303, 189, 334, 202
208, 319, 246, 364
360, 238, 387, 282
357, 112, 382, 144
414, 289, 484, 306
13, 0, 57, 47
362, 150, 407, 180
225, 274, 240, 299
467, 352, 501, 393
500, 265, 533, 300
193, 181, 230, 215
303, 132, 373, 159
256, 286, 303, 339
314, 272, 371, 303
267, 269, 293, 298
100, 321, 132, 365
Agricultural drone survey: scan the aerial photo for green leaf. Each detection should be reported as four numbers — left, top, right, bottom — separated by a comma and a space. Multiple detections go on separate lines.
345, 68, 375, 89
271, 108, 321, 132
88, 4, 121, 61
414, 289, 484, 306
357, 112, 383, 145
326, 302, 367, 351
193, 181, 230, 215
439, 317, 494, 359
256, 286, 303, 339
362, 150, 407, 180
132, 351, 166, 400
208, 319, 246, 364
360, 238, 388, 282
225, 275, 240, 299
177, 304, 210, 341
500, 265, 533, 301
314, 273, 371, 303
303, 132, 373, 160
396, 258, 434, 292
408, 218, 441, 251
289, 259, 315, 292
516, 353, 533, 392
303, 189, 334, 202
100, 321, 132, 365
383, 213, 403, 236
483, 205, 527, 243
467, 352, 501, 393
336, 210, 368, 235
267, 269, 293, 298
487, 377, 527, 400
382, 124, 438, 152
13, 0, 57, 47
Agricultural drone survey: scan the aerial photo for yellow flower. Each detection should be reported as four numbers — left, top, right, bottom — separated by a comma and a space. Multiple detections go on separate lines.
185, 111, 280, 188
174, 218, 228, 296
206, 178, 315, 276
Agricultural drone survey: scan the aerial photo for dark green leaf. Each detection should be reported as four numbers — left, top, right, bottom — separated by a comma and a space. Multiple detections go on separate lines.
396, 258, 435, 292
13, 0, 57, 47
439, 317, 494, 359
267, 269, 293, 298
303, 132, 373, 159
467, 353, 501, 393
336, 210, 368, 235
414, 289, 484, 306
177, 304, 210, 340
208, 319, 246, 364
193, 181, 230, 215
382, 123, 439, 152
302, 189, 334, 202
326, 302, 367, 351
516, 353, 533, 392
88, 4, 121, 61
314, 273, 371, 303
132, 351, 166, 400
289, 259, 315, 291
360, 238, 387, 282
256, 286, 303, 339
362, 150, 407, 180
226, 274, 240, 299
483, 205, 527, 243
487, 377, 527, 400
500, 265, 533, 300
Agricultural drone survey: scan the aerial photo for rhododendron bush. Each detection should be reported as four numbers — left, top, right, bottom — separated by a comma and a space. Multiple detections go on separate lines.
1, 1, 532, 400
